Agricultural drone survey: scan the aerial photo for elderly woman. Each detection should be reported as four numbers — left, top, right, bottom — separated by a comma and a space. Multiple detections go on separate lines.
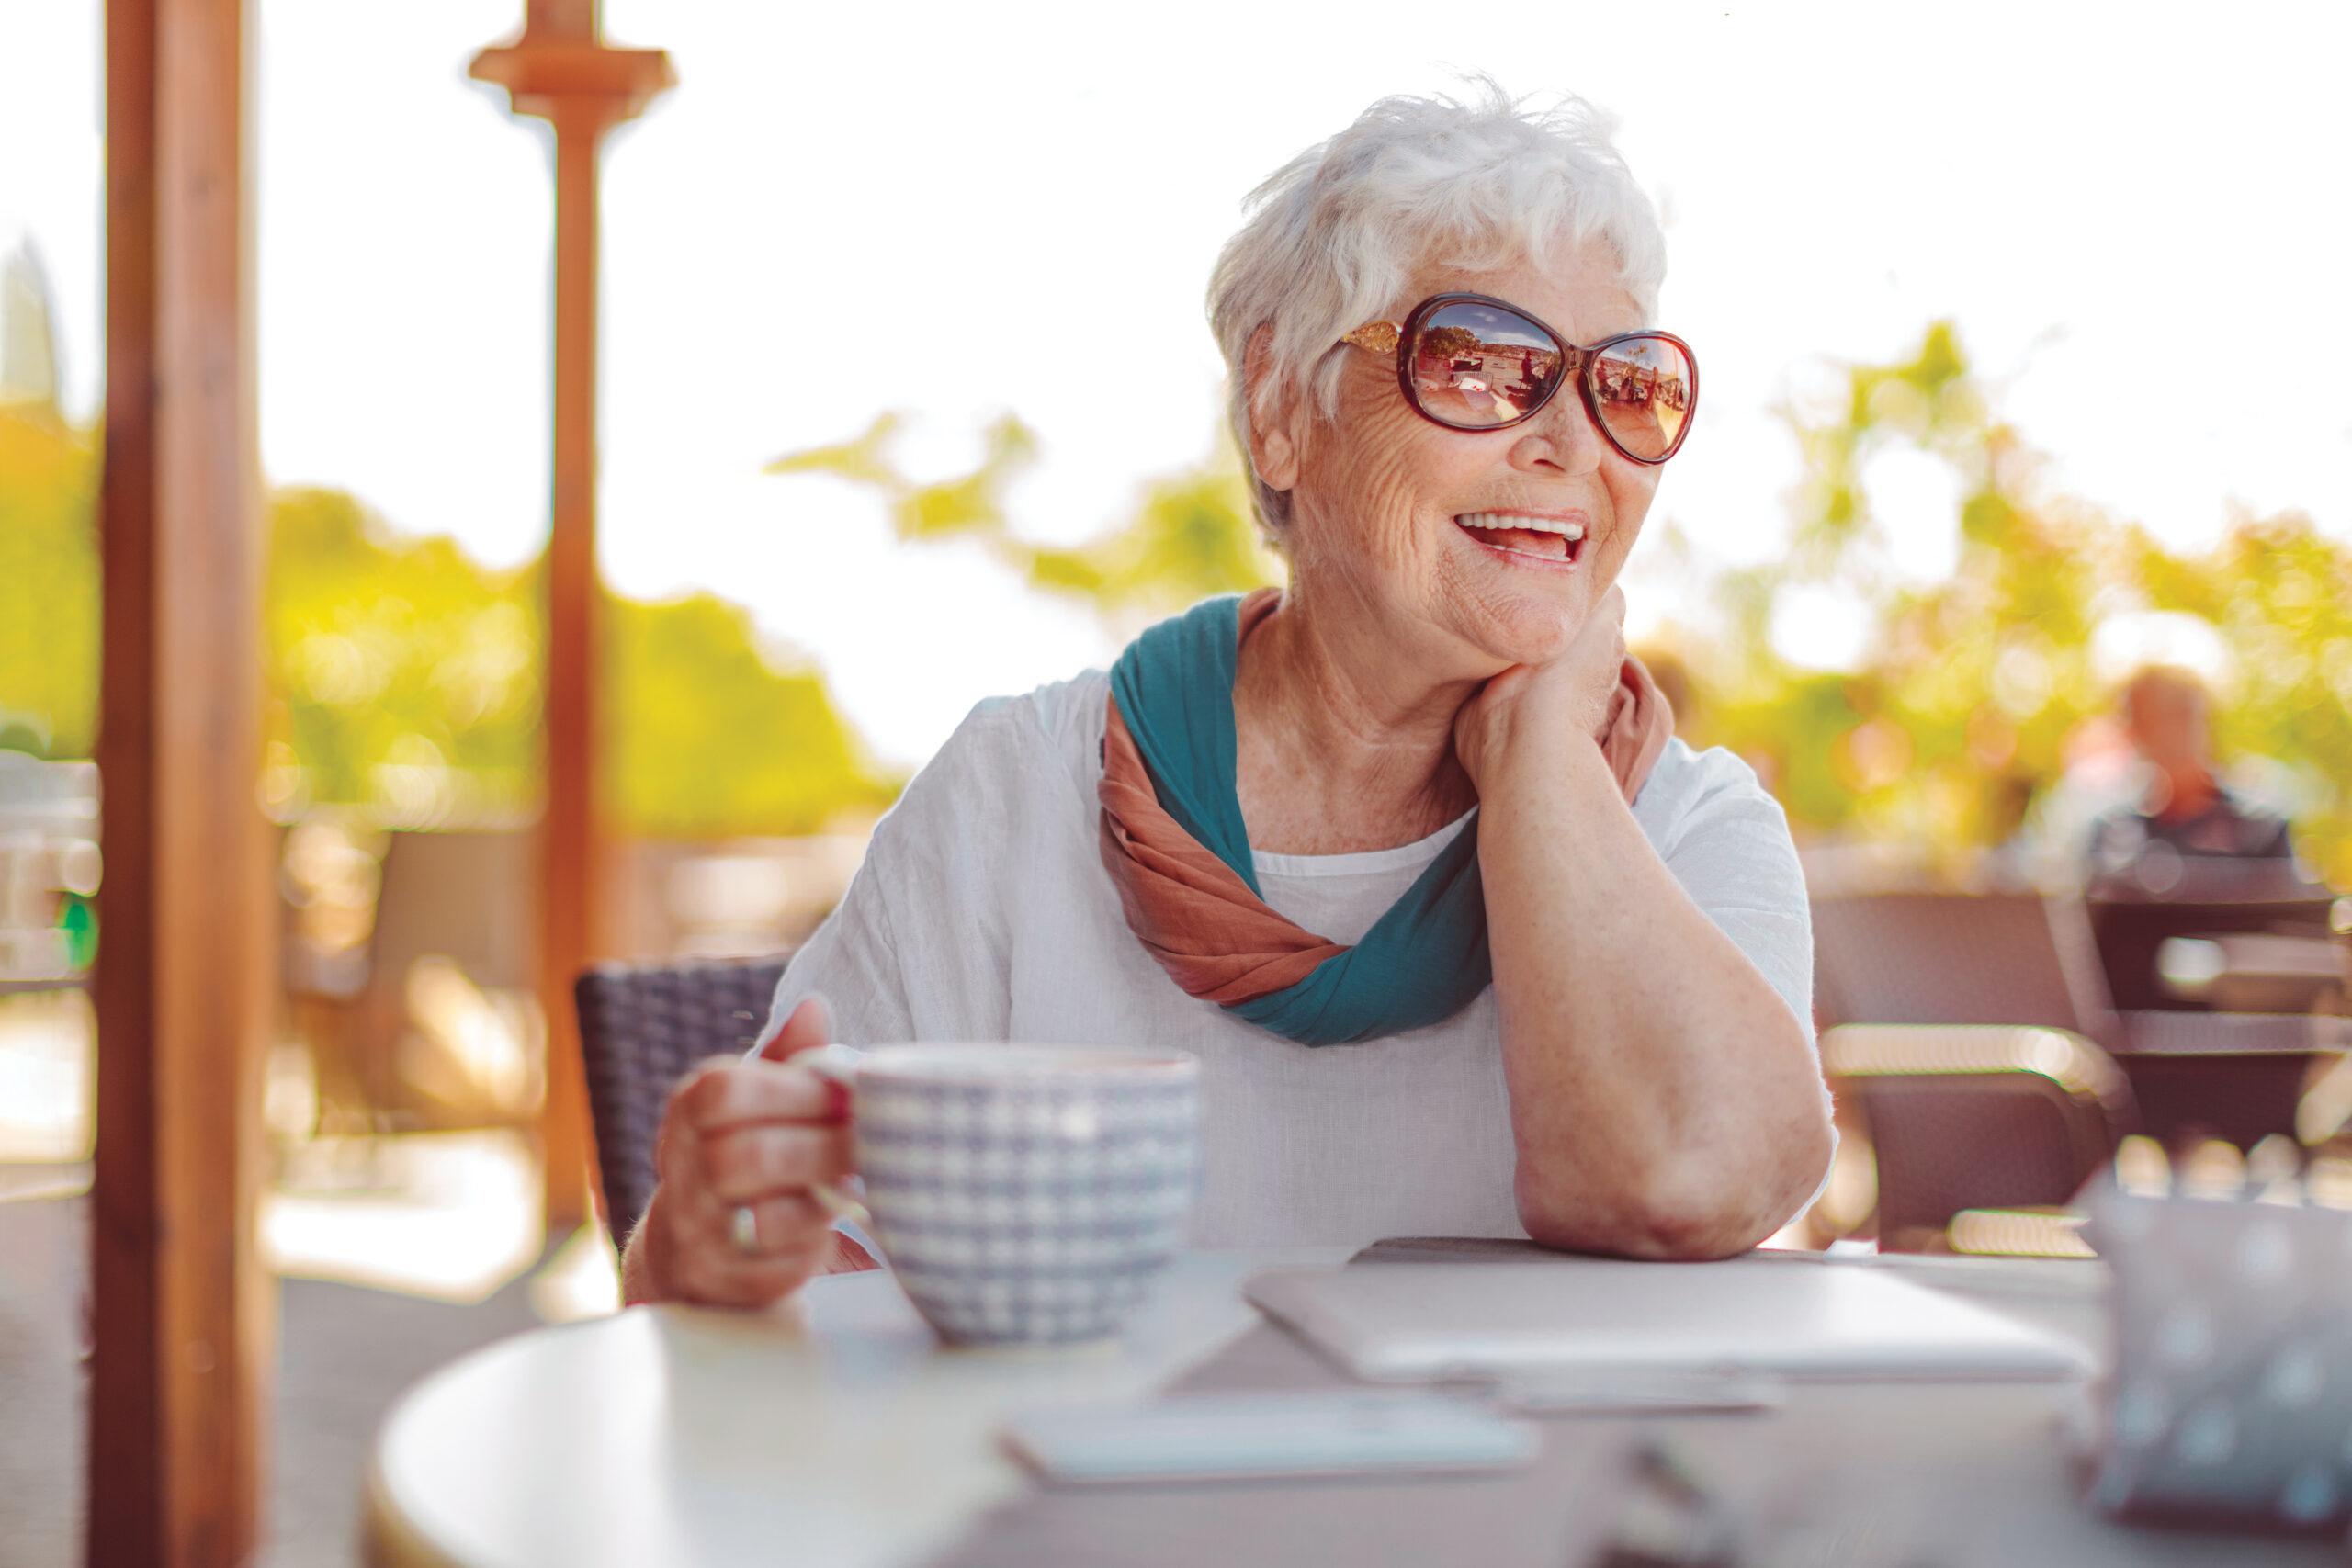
627, 87, 1836, 1310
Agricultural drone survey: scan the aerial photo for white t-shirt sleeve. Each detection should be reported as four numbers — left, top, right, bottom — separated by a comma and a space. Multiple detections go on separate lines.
1650, 746, 1817, 1036
1650, 744, 1838, 1214
760, 697, 1034, 1050
758, 839, 918, 1051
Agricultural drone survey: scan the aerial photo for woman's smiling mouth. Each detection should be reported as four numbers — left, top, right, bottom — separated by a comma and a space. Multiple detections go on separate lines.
1454, 510, 1588, 567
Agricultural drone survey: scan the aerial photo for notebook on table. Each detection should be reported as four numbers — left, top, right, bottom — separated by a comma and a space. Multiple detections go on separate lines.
1245, 1254, 2093, 1384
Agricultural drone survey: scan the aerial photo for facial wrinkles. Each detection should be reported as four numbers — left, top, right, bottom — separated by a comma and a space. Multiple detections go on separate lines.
1290, 361, 1438, 623
1260, 418, 1480, 761
1298, 347, 1541, 671
1281, 252, 1670, 674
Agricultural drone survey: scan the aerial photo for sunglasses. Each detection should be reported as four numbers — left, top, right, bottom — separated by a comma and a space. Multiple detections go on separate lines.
1340, 292, 1698, 464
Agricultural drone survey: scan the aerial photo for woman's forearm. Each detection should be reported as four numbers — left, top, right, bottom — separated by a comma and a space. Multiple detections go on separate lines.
1479, 740, 1833, 1258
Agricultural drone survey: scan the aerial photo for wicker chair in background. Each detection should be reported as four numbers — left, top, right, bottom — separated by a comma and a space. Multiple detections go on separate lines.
1823, 1023, 2133, 1252
573, 955, 790, 1249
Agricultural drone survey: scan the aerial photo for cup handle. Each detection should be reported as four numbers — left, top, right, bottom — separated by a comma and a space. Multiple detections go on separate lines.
797, 1043, 870, 1230
801, 1042, 866, 1084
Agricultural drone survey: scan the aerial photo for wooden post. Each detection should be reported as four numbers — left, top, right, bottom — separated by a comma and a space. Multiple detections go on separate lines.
90, 0, 274, 1562
539, 99, 603, 1235
470, 14, 672, 1233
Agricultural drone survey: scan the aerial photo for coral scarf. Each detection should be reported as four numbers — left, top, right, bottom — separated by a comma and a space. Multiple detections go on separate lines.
1098, 589, 1673, 1045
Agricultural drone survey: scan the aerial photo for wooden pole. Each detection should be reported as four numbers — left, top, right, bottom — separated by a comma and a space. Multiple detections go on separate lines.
90, 0, 274, 1562
538, 100, 603, 1233
469, 20, 672, 1234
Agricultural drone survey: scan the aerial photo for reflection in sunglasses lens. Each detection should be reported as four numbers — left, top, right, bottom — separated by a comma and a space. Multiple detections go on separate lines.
1589, 336, 1693, 461
1401, 300, 1695, 460
1408, 301, 1561, 430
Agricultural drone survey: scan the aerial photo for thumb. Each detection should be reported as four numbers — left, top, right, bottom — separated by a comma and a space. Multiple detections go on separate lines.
757, 993, 833, 1063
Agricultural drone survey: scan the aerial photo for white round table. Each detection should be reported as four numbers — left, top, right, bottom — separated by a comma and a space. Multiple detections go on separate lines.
367, 1249, 2346, 1568
364, 1248, 1348, 1568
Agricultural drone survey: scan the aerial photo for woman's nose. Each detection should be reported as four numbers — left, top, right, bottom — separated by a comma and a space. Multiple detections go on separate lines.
1505, 389, 1606, 477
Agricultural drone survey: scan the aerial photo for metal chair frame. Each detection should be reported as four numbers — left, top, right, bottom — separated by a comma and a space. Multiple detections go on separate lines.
1823, 1023, 2132, 1250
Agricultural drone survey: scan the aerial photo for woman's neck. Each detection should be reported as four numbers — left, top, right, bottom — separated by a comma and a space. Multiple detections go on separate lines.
1229, 583, 1483, 855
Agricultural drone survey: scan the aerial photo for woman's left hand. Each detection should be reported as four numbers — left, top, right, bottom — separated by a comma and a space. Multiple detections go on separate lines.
1453, 584, 1627, 792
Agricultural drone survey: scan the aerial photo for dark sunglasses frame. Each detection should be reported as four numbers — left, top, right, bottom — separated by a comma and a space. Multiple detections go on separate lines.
1340, 291, 1699, 465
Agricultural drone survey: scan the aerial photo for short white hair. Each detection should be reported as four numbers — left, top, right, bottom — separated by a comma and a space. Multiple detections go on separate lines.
1207, 79, 1668, 540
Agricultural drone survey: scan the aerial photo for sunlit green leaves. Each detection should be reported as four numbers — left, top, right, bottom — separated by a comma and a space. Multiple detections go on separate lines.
761, 412, 905, 488
0, 403, 98, 756
2, 419, 895, 838
1683, 324, 2352, 886
604, 590, 897, 838
767, 417, 1281, 625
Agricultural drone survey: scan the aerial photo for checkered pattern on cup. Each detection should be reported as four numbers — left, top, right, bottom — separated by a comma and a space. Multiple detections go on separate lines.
846, 1045, 1201, 1346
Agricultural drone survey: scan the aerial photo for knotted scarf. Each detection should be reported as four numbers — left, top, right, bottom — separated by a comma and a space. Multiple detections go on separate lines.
1098, 588, 1673, 1045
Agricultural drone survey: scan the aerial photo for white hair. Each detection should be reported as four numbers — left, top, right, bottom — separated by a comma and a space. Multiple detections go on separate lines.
1207, 79, 1668, 540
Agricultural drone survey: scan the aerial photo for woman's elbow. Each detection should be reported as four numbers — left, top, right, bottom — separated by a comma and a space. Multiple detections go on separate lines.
1517, 1120, 1836, 1262
1516, 1181, 1766, 1261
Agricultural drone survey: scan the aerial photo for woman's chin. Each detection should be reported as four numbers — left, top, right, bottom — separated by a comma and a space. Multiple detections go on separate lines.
1460, 591, 1589, 665
1453, 621, 1575, 673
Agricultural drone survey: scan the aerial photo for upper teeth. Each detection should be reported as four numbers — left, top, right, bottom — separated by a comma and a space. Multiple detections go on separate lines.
1456, 512, 1584, 539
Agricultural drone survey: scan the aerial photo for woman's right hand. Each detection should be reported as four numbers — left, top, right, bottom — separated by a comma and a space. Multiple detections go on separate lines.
628, 994, 869, 1308
1452, 583, 1629, 794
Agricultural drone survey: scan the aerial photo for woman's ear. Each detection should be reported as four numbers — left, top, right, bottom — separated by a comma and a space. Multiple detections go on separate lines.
1242, 324, 1302, 492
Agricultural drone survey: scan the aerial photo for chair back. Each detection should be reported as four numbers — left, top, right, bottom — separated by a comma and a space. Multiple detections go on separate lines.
1824, 1024, 2131, 1249
574, 955, 790, 1247
1811, 888, 2118, 1046
2087, 886, 2344, 1010
2112, 1011, 2351, 1152
372, 829, 537, 988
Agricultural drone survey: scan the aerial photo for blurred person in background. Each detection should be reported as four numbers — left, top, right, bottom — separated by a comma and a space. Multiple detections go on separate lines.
626, 82, 1836, 1312
2085, 665, 2300, 894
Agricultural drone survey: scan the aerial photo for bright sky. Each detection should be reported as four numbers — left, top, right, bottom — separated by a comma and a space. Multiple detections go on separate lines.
6, 1, 2349, 767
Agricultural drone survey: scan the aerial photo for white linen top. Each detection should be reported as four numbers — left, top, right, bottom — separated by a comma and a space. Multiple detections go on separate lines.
762, 668, 1824, 1249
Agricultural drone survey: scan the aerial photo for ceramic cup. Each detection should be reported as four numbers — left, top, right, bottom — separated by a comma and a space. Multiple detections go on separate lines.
808, 1043, 1201, 1346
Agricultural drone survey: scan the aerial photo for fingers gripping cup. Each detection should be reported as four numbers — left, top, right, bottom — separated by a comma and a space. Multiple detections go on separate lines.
808, 1044, 1201, 1346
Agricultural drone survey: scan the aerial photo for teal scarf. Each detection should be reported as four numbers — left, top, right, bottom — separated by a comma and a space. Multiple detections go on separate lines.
1104, 593, 1490, 1045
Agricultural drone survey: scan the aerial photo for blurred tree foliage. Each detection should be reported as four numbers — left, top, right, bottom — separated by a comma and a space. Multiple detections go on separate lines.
775, 329, 2352, 887
0, 402, 894, 838
0, 401, 97, 756
767, 413, 1282, 633
1664, 322, 2352, 887
265, 486, 543, 818
603, 586, 896, 837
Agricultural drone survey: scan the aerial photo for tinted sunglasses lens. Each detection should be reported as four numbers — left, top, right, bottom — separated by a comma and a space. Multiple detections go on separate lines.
1407, 300, 1563, 429
1588, 335, 1695, 460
